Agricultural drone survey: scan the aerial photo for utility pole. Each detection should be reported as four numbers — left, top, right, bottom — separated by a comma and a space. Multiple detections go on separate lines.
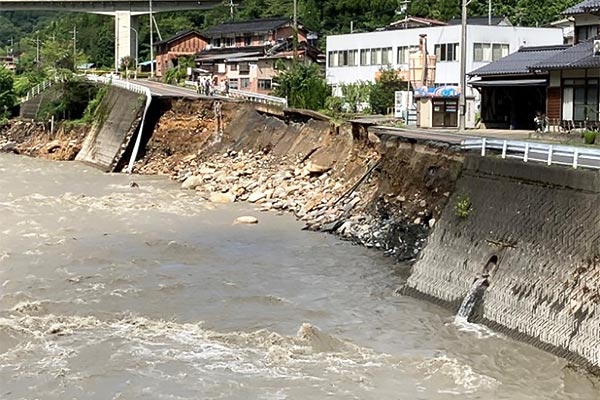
72, 26, 78, 71
149, 0, 154, 78
293, 0, 298, 62
488, 0, 492, 25
226, 0, 239, 21
35, 31, 40, 65
458, 0, 470, 132
131, 27, 139, 79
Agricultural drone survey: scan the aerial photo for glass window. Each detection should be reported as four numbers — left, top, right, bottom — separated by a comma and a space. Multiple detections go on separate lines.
228, 79, 239, 90
258, 79, 272, 90
244, 36, 252, 46
229, 63, 237, 71
435, 43, 458, 62
473, 43, 483, 62
492, 44, 503, 61
382, 47, 393, 65
240, 78, 250, 89
360, 49, 370, 66
328, 51, 338, 67
239, 62, 250, 74
564, 79, 600, 122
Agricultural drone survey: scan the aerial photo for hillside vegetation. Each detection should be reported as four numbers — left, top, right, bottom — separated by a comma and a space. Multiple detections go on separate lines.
0, 0, 579, 68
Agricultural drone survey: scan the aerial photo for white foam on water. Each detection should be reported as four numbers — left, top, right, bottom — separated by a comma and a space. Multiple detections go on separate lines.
450, 317, 500, 339
417, 355, 499, 394
0, 314, 392, 391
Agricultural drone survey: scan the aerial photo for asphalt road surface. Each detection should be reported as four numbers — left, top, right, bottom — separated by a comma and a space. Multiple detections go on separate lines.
133, 79, 226, 99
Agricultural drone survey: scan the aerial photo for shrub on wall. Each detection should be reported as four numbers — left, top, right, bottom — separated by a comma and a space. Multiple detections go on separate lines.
583, 130, 597, 145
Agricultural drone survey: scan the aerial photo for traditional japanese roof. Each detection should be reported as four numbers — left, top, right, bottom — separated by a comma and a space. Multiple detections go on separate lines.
155, 29, 206, 46
468, 45, 570, 77
447, 16, 512, 26
530, 39, 600, 70
202, 17, 301, 38
563, 0, 600, 16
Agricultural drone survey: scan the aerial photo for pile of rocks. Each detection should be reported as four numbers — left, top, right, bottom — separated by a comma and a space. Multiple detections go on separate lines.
0, 120, 84, 160
176, 148, 432, 261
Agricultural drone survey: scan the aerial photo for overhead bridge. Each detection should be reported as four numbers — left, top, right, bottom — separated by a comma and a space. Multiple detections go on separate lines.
0, 1, 222, 70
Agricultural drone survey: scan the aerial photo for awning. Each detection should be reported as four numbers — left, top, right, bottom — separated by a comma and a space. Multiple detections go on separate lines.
470, 78, 547, 87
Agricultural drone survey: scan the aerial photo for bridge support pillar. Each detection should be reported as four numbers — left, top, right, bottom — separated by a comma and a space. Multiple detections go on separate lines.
114, 10, 139, 72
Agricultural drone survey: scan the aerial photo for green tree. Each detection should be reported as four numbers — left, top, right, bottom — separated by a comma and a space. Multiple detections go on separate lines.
369, 68, 404, 115
273, 62, 330, 110
0, 67, 16, 121
341, 81, 372, 113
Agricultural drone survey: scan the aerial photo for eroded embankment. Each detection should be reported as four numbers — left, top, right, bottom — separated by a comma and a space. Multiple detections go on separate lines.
408, 156, 600, 370
134, 98, 463, 261
0, 119, 88, 160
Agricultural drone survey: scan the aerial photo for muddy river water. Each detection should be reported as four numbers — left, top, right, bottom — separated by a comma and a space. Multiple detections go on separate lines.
0, 153, 598, 399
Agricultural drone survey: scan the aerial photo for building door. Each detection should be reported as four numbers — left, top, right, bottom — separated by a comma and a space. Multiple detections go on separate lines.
432, 99, 458, 127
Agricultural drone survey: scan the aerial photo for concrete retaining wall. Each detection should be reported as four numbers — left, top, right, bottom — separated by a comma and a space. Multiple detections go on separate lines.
407, 156, 600, 368
76, 87, 145, 172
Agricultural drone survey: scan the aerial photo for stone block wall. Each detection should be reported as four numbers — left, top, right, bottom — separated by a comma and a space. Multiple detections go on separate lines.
76, 87, 144, 172
407, 156, 600, 368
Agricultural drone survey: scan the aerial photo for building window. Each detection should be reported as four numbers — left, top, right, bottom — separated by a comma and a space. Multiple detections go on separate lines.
229, 63, 238, 71
328, 51, 338, 67
397, 46, 417, 64
360, 49, 370, 66
473, 43, 509, 62
381, 47, 393, 65
239, 62, 250, 74
229, 78, 239, 90
258, 79, 272, 90
370, 48, 382, 65
563, 78, 599, 122
212, 38, 221, 48
240, 78, 250, 89
244, 36, 252, 46
435, 43, 458, 62
225, 37, 235, 47
576, 25, 599, 42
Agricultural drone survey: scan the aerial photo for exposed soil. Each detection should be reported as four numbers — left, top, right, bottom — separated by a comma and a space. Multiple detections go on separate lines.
134, 99, 465, 262
0, 119, 89, 161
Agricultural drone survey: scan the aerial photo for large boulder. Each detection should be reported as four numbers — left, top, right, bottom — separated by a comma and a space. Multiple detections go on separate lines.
209, 192, 236, 204
181, 175, 204, 190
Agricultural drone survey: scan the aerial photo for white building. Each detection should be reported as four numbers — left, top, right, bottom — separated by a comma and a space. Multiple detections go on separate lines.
326, 23, 564, 127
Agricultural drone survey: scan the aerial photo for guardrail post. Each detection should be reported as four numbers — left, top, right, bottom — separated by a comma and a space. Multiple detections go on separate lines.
524, 142, 529, 162
501, 140, 507, 159
573, 149, 579, 169
481, 137, 486, 156
547, 145, 553, 166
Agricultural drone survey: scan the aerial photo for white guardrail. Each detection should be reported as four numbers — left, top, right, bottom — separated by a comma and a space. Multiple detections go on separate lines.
85, 75, 152, 174
184, 80, 288, 108
23, 79, 56, 102
462, 138, 600, 170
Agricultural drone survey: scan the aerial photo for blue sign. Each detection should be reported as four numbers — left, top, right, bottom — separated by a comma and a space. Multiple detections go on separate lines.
414, 86, 460, 98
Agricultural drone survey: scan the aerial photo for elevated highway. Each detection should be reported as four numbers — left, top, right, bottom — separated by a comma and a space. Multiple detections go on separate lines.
0, 1, 222, 71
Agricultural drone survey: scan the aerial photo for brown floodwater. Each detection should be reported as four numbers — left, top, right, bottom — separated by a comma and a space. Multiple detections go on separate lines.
0, 153, 598, 399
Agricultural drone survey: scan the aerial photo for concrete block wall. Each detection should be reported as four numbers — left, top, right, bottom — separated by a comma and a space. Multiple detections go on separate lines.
407, 156, 600, 368
76, 86, 145, 172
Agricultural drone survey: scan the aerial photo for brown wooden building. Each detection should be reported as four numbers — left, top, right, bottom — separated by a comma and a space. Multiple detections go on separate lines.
155, 30, 208, 77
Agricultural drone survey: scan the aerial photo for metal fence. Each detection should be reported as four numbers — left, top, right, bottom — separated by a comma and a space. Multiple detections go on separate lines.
184, 80, 288, 108
462, 138, 600, 170
228, 88, 288, 108
23, 80, 55, 102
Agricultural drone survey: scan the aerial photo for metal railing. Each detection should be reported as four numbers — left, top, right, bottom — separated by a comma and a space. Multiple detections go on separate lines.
184, 80, 288, 108
228, 88, 288, 108
462, 138, 600, 170
23, 79, 55, 102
